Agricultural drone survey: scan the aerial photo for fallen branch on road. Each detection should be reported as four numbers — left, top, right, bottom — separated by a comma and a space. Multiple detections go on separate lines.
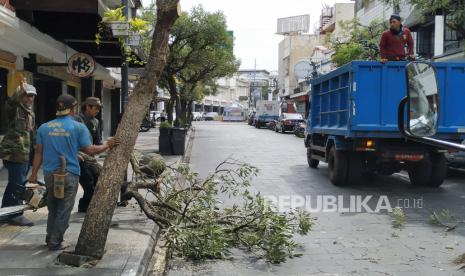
123, 155, 312, 263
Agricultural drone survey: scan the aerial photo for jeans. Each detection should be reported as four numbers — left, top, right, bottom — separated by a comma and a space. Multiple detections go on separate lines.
1, 160, 30, 217
78, 162, 96, 212
44, 173, 79, 247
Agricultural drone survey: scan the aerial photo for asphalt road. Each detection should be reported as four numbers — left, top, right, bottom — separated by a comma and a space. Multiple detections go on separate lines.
168, 121, 465, 276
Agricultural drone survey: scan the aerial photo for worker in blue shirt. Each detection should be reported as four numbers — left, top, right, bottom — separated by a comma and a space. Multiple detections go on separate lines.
28, 94, 120, 251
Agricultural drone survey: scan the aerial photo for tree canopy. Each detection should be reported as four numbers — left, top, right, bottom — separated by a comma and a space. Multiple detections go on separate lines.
159, 6, 240, 124
330, 19, 387, 67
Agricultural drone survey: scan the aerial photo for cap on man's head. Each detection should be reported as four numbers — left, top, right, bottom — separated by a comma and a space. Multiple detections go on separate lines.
390, 14, 401, 22
56, 94, 77, 116
24, 84, 37, 96
82, 97, 102, 107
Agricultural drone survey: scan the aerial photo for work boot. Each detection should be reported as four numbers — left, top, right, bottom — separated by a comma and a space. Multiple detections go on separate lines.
9, 215, 33, 226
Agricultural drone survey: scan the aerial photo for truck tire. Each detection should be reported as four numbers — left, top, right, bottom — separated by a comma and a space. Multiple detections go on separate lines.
328, 146, 348, 186
307, 147, 319, 169
427, 153, 447, 187
408, 159, 431, 186
347, 152, 362, 184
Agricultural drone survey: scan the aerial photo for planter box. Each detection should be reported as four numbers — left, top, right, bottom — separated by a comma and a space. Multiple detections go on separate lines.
107, 21, 129, 37
159, 128, 172, 155
128, 34, 141, 46
171, 128, 187, 155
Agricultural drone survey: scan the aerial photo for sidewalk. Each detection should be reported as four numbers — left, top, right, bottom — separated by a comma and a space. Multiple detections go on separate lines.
0, 127, 192, 276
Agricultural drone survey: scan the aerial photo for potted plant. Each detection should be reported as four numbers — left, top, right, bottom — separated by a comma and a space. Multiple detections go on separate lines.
128, 18, 149, 46
159, 121, 172, 155
102, 7, 129, 37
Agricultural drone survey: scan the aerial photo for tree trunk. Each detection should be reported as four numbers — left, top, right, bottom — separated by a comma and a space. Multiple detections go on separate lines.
167, 75, 177, 123
187, 100, 194, 124
73, 0, 180, 259
180, 96, 188, 125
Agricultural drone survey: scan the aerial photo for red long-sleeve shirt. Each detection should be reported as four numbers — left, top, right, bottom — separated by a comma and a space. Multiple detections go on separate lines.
380, 26, 414, 60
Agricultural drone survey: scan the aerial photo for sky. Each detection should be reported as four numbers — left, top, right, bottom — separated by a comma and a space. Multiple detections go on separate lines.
142, 0, 354, 72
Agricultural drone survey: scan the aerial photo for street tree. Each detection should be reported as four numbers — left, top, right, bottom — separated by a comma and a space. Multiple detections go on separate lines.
71, 0, 180, 260
330, 19, 387, 67
160, 6, 240, 124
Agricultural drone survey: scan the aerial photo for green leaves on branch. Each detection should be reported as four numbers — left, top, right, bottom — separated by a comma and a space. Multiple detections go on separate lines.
330, 19, 387, 67
126, 158, 312, 263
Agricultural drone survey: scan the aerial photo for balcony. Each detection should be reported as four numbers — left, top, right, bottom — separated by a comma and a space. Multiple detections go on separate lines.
321, 17, 335, 33
9, 0, 142, 67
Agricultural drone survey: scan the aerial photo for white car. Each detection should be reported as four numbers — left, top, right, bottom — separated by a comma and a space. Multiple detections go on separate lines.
150, 111, 161, 121
192, 112, 202, 121
204, 112, 219, 121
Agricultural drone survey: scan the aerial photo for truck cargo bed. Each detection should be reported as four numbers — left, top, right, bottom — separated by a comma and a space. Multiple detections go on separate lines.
309, 61, 465, 139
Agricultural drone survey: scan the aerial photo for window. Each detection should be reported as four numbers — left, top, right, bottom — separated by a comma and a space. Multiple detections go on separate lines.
444, 14, 463, 52
416, 27, 434, 58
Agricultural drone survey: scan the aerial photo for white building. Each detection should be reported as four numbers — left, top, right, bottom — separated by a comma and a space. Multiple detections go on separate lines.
195, 74, 250, 113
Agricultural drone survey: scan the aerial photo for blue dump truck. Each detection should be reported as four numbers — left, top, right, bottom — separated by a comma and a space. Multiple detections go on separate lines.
305, 61, 465, 187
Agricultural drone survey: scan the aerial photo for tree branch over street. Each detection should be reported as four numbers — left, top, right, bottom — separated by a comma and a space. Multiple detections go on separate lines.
122, 157, 312, 264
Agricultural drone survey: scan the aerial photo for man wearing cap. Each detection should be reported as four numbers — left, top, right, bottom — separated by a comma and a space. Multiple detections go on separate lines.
28, 94, 119, 250
74, 97, 102, 212
380, 14, 415, 63
0, 78, 37, 226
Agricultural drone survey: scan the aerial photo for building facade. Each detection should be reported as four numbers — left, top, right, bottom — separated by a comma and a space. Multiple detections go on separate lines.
0, 0, 144, 142
195, 75, 250, 114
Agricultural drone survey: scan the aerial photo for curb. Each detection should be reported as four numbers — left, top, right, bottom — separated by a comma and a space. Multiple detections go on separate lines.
143, 127, 195, 276
131, 224, 162, 276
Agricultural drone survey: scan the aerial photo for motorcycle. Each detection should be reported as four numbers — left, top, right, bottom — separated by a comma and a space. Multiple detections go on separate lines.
293, 123, 306, 138
139, 116, 152, 132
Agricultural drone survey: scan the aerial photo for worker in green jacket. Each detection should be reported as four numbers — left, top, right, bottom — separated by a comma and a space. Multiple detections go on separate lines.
0, 78, 37, 226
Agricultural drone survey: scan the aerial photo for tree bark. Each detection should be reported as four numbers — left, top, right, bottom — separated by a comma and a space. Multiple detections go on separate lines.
167, 75, 177, 123
73, 0, 180, 259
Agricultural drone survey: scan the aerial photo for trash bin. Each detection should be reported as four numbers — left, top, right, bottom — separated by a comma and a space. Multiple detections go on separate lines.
171, 128, 187, 155
159, 128, 172, 155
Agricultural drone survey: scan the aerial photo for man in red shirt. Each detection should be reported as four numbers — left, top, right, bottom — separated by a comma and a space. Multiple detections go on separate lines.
380, 14, 415, 62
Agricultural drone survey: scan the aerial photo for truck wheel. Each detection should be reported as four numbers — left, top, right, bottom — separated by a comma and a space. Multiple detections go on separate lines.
328, 146, 348, 186
408, 159, 431, 186
307, 147, 319, 169
347, 152, 362, 184
427, 153, 447, 187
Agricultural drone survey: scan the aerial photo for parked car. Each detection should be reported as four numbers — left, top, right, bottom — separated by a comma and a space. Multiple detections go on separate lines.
268, 120, 278, 131
293, 122, 306, 138
204, 112, 219, 121
248, 111, 256, 125
275, 113, 304, 133
192, 112, 202, 121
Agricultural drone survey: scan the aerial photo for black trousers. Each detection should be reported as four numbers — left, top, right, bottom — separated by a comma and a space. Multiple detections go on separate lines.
78, 162, 97, 212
